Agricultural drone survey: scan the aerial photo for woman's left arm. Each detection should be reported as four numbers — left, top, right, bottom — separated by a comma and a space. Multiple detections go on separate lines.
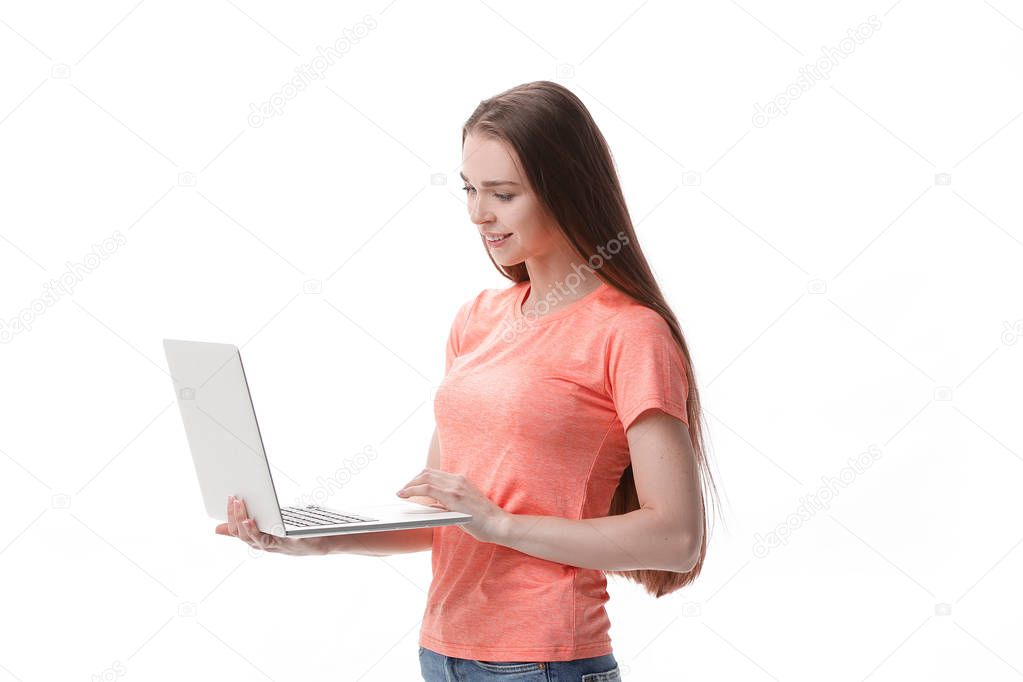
497, 409, 703, 573
396, 409, 703, 573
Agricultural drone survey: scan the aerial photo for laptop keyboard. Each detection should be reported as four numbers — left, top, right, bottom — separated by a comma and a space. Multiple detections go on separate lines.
281, 505, 377, 527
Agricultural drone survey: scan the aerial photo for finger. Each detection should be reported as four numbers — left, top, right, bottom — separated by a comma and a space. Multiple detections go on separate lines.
415, 468, 444, 481
400, 472, 427, 488
237, 498, 252, 530
215, 523, 230, 535
239, 505, 274, 551
235, 503, 270, 551
227, 496, 239, 536
238, 498, 259, 539
236, 514, 259, 547
232, 499, 246, 537
406, 494, 442, 507
243, 519, 273, 552
399, 484, 438, 500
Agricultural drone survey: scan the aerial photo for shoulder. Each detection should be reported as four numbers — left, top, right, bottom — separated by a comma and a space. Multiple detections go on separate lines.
604, 296, 673, 342
451, 282, 521, 320
602, 296, 684, 373
478, 281, 523, 313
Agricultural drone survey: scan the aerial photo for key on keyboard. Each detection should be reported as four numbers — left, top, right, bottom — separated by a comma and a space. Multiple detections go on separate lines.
281, 505, 377, 527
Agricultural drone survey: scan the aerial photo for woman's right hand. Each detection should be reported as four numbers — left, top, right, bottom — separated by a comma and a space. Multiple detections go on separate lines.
215, 495, 326, 556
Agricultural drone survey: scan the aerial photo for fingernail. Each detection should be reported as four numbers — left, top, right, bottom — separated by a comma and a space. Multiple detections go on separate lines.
396, 490, 406, 497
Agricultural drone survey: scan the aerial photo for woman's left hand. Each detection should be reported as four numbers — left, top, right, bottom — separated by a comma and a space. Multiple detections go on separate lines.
396, 468, 509, 544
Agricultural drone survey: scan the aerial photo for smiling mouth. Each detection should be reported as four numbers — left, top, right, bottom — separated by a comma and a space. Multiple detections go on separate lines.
484, 233, 513, 243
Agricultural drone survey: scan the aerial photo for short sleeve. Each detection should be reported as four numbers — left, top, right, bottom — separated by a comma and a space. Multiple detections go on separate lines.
444, 297, 476, 375
606, 307, 690, 431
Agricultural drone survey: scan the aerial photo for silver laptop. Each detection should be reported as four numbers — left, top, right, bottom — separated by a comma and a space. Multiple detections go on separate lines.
163, 339, 472, 538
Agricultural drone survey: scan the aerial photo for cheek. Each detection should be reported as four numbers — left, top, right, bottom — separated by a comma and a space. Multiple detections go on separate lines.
504, 200, 545, 238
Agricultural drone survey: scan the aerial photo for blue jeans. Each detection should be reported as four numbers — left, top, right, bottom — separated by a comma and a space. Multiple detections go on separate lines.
419, 646, 622, 681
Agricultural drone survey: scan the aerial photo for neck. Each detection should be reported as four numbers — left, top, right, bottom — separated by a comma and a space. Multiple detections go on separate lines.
521, 251, 603, 312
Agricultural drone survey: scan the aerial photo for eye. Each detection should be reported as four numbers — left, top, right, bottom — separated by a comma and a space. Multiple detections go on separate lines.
461, 185, 513, 202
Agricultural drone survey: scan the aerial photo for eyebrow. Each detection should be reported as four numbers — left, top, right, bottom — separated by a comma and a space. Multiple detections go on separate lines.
459, 171, 520, 188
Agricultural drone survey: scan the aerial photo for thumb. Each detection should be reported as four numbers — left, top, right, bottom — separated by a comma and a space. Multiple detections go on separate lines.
215, 523, 230, 535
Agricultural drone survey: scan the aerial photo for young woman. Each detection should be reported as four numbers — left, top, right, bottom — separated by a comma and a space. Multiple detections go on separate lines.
218, 80, 719, 681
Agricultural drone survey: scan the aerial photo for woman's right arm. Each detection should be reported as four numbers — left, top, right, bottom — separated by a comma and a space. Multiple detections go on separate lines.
218, 498, 435, 556
218, 428, 442, 557
320, 526, 434, 556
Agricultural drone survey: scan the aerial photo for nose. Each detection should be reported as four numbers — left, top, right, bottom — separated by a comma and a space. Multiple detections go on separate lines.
467, 195, 492, 226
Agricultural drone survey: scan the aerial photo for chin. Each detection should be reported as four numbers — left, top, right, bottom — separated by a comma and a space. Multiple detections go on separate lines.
495, 252, 523, 265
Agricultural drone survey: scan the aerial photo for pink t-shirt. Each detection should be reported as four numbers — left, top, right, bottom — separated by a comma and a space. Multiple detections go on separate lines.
419, 279, 689, 661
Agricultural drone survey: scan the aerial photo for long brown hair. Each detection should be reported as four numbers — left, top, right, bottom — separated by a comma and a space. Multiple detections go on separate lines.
462, 80, 722, 598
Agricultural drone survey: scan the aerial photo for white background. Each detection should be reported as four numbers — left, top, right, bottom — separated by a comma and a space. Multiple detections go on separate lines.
1, 1, 1021, 680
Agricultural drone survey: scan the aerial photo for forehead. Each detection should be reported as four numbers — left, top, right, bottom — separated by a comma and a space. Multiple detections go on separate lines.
461, 134, 522, 181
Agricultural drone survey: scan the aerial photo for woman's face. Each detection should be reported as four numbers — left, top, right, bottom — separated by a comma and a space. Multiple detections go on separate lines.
460, 133, 563, 266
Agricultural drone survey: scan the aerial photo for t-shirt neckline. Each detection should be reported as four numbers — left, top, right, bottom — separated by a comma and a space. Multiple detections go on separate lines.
515, 279, 609, 325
